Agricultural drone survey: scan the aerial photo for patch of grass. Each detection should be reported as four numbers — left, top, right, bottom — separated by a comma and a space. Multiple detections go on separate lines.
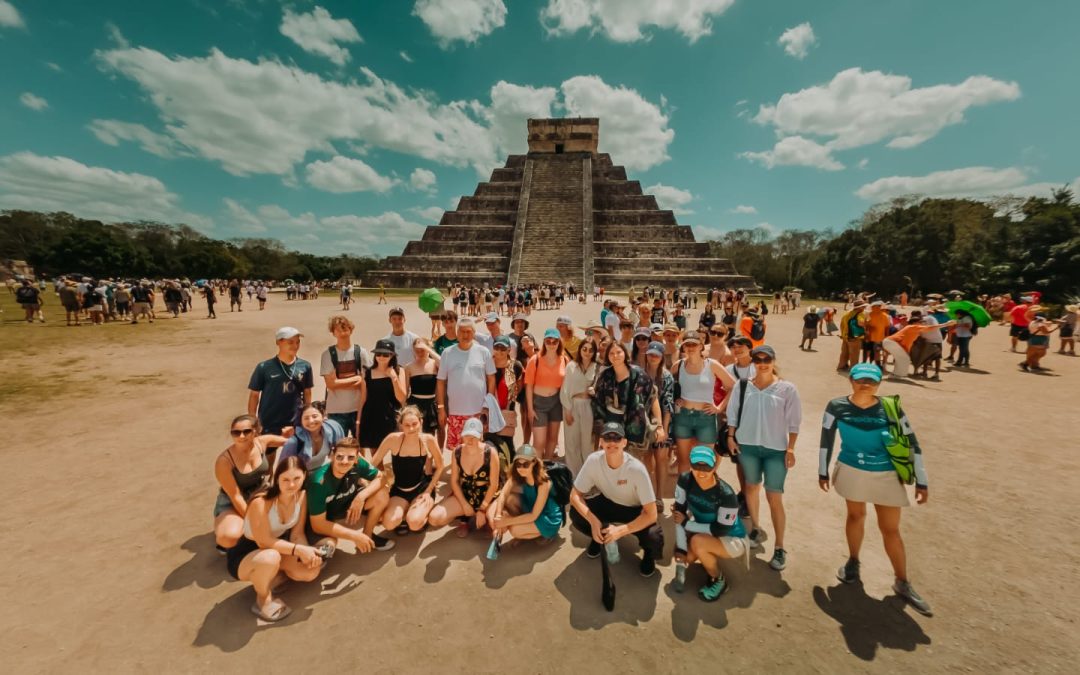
0, 370, 94, 406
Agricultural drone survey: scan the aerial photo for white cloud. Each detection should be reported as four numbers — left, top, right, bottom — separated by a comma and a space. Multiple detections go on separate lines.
0, 152, 210, 228
97, 46, 502, 176
541, 0, 735, 43
45, 61, 63, 72
400, 50, 414, 63
645, 183, 693, 215
106, 21, 129, 48
485, 81, 558, 155
223, 198, 269, 233
280, 6, 361, 66
0, 1, 24, 29
778, 22, 816, 59
857, 158, 869, 170
411, 206, 445, 221
19, 92, 48, 111
413, 0, 506, 47
409, 167, 437, 192
320, 212, 428, 256
730, 204, 757, 214
561, 75, 673, 171
740, 135, 843, 171
743, 68, 1020, 170
88, 119, 187, 158
855, 167, 1080, 202
305, 156, 398, 193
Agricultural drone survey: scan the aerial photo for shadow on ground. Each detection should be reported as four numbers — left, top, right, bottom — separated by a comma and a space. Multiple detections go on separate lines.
812, 583, 931, 661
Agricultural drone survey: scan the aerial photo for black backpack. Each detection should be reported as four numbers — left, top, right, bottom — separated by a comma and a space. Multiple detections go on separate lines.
16, 286, 36, 303
543, 460, 574, 527
750, 317, 766, 341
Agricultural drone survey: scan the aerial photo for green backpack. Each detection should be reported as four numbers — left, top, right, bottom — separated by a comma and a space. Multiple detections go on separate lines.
880, 395, 915, 485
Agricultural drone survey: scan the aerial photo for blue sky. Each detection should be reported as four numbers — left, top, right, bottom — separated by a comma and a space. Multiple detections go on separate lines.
2, 0, 1078, 257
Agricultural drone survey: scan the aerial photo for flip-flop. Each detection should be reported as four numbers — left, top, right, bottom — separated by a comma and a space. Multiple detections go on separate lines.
250, 600, 292, 622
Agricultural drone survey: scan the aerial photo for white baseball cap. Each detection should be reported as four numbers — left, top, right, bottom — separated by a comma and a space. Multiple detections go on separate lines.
461, 417, 484, 439
275, 326, 303, 341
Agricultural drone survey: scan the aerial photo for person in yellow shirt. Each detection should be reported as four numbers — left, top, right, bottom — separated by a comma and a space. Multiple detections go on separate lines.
836, 300, 867, 371
862, 301, 892, 366
555, 315, 581, 360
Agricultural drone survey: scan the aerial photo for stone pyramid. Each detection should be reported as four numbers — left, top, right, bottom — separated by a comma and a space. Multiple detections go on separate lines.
366, 118, 755, 290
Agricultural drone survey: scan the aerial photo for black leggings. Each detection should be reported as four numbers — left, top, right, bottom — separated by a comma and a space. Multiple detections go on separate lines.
570, 494, 664, 561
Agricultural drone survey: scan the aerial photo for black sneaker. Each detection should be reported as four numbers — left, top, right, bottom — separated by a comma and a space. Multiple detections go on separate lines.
395, 523, 411, 536
639, 554, 657, 578
215, 544, 227, 556
372, 534, 396, 551
837, 558, 860, 584
586, 541, 602, 559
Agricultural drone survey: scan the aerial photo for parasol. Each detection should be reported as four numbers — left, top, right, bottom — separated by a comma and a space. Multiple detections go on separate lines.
418, 288, 445, 314
945, 300, 991, 327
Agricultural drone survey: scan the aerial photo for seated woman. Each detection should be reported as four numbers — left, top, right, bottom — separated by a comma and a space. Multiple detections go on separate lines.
213, 414, 288, 551
672, 446, 746, 601
429, 418, 500, 537
276, 403, 346, 471
487, 444, 563, 557
226, 455, 324, 622
371, 406, 444, 535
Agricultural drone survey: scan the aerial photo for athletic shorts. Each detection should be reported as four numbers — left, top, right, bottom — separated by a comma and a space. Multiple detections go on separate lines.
1010, 325, 1030, 340
737, 443, 789, 493
532, 392, 563, 425
672, 407, 718, 443
802, 327, 817, 340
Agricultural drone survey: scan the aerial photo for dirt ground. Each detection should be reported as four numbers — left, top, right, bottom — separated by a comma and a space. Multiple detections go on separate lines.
3, 290, 1078, 673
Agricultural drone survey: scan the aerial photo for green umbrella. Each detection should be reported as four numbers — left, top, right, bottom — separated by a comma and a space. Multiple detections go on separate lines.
418, 288, 445, 314
945, 300, 991, 327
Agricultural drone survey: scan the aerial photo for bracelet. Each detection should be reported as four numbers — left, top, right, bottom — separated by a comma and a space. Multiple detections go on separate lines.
291, 543, 297, 556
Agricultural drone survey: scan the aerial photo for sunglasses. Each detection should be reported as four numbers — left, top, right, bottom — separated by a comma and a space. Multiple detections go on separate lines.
513, 459, 533, 469
230, 428, 255, 437
710, 331, 725, 336
852, 378, 879, 385
752, 356, 774, 364
580, 345, 596, 351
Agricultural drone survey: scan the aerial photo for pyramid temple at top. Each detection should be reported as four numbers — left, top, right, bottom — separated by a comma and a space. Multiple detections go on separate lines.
366, 118, 755, 290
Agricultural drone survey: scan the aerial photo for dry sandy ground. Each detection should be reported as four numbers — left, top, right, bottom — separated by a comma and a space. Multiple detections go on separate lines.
3, 292, 1078, 673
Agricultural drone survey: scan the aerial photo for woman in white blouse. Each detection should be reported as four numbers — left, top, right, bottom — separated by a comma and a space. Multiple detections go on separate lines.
725, 345, 801, 574
559, 337, 599, 474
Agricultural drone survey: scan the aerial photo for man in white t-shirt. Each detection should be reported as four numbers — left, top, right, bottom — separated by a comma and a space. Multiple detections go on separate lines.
605, 300, 624, 339
436, 317, 496, 448
570, 422, 662, 610
383, 306, 419, 367
320, 315, 367, 437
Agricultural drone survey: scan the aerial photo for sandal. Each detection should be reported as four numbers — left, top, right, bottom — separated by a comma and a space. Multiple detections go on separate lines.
250, 599, 292, 622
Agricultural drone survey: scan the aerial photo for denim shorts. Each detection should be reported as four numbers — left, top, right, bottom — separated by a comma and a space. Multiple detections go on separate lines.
671, 407, 719, 443
737, 443, 789, 493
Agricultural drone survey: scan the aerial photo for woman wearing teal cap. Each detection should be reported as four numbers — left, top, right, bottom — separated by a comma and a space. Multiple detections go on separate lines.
672, 445, 746, 601
525, 328, 569, 460
487, 444, 564, 559
819, 362, 932, 616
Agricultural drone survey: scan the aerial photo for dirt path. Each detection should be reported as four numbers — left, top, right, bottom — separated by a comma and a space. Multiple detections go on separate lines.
3, 294, 1078, 672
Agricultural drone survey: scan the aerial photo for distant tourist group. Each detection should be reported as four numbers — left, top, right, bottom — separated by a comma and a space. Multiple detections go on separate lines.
211, 286, 934, 623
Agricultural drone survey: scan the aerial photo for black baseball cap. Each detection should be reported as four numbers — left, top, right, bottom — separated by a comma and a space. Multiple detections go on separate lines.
600, 422, 626, 439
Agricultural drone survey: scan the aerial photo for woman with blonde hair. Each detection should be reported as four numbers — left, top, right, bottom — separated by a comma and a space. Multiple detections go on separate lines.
372, 406, 444, 534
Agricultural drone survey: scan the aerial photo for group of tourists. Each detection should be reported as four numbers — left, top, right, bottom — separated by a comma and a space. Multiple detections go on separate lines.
212, 288, 933, 622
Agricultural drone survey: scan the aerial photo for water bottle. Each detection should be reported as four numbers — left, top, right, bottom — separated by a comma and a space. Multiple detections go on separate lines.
604, 541, 620, 564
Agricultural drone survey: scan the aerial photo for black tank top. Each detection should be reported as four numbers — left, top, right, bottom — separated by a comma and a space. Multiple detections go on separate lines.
392, 435, 427, 491
408, 373, 436, 397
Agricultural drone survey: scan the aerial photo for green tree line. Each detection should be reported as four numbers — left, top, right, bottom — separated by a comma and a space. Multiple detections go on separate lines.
0, 211, 380, 281
706, 189, 1079, 301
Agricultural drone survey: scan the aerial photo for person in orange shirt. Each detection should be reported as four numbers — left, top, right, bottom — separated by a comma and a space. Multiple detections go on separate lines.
882, 311, 953, 377
862, 301, 892, 366
740, 309, 767, 348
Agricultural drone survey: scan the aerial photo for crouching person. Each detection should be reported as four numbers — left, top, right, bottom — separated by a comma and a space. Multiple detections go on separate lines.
672, 446, 747, 601
306, 437, 395, 555
569, 422, 663, 611
226, 456, 323, 623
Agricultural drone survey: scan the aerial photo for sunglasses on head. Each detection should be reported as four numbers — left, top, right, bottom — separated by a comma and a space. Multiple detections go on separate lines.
752, 356, 774, 364
230, 428, 255, 437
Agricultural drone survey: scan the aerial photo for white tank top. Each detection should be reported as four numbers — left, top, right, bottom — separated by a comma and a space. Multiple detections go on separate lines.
243, 496, 302, 539
678, 359, 716, 403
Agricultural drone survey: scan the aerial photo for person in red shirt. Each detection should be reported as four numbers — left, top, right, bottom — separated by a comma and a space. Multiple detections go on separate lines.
1008, 301, 1031, 352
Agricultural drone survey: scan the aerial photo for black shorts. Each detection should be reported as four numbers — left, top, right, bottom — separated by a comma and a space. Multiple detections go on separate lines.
1010, 325, 1030, 340
226, 536, 260, 579
390, 477, 431, 502
1060, 325, 1074, 338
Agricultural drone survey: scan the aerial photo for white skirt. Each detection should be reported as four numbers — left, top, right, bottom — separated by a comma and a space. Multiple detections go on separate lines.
833, 463, 910, 507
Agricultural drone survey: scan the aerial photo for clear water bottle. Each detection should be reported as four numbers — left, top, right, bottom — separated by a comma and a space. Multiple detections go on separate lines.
604, 541, 620, 564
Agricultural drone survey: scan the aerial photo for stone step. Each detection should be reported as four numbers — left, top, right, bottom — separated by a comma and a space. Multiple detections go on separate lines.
593, 257, 739, 275
594, 194, 659, 210
422, 225, 514, 242
593, 180, 642, 197
456, 195, 520, 211
516, 155, 584, 286
592, 166, 627, 181
593, 241, 712, 258
474, 182, 522, 196
594, 224, 696, 241
595, 210, 677, 226
379, 254, 508, 273
440, 210, 516, 225
490, 167, 524, 182
505, 155, 526, 169
404, 240, 512, 256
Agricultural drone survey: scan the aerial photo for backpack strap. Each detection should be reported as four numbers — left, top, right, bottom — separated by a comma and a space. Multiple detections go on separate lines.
735, 378, 749, 429
329, 345, 339, 370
